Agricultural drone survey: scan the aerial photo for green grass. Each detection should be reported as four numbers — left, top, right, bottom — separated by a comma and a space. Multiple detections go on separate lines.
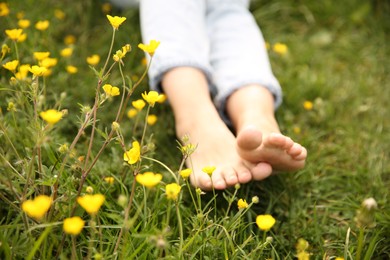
1, 0, 389, 259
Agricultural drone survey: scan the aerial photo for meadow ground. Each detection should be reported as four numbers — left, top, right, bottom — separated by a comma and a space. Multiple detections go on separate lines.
0, 0, 389, 259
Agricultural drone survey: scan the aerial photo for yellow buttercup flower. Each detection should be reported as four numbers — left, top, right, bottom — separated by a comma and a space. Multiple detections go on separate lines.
141, 91, 165, 107
102, 3, 112, 14
40, 57, 58, 68
136, 172, 163, 188
138, 40, 160, 57
123, 141, 140, 164
256, 214, 276, 231
113, 44, 131, 62
297, 251, 310, 260
147, 114, 157, 125
179, 168, 192, 179
35, 20, 50, 31
64, 34, 76, 45
33, 51, 50, 61
21, 195, 52, 220
1, 44, 10, 59
0, 2, 10, 16
86, 54, 100, 66
77, 194, 105, 215
66, 65, 78, 74
29, 65, 47, 76
156, 94, 167, 103
202, 166, 216, 176
237, 199, 249, 209
2, 60, 19, 72
18, 19, 31, 29
102, 84, 120, 97
104, 177, 115, 184
15, 64, 31, 80
180, 143, 196, 156
303, 101, 313, 111
132, 99, 146, 111
40, 109, 63, 125
17, 33, 27, 43
127, 108, 137, 118
60, 47, 73, 57
63, 216, 85, 235
54, 9, 65, 20
165, 183, 181, 200
272, 43, 288, 55
5, 29, 23, 41
106, 15, 126, 29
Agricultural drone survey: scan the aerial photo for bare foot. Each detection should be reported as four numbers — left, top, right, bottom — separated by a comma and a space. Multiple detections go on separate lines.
180, 115, 272, 190
236, 125, 307, 173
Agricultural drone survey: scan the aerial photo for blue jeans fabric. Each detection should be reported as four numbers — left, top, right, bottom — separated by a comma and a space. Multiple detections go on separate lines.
139, 0, 283, 121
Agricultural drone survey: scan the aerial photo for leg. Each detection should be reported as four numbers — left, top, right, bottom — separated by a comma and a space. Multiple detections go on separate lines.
207, 1, 306, 175
140, 0, 260, 190
162, 67, 258, 190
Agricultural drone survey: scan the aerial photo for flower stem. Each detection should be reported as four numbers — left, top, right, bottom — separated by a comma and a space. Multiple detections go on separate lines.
356, 227, 365, 260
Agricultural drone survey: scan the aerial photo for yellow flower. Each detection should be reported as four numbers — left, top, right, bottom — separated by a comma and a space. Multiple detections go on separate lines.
179, 168, 192, 179
272, 43, 288, 55
335, 258, 344, 260
29, 65, 47, 76
33, 51, 50, 61
1, 44, 10, 59
2, 60, 19, 72
237, 199, 249, 209
0, 2, 10, 16
16, 11, 24, 19
63, 216, 85, 235
60, 47, 73, 57
40, 109, 63, 125
64, 34, 76, 45
18, 19, 31, 29
104, 177, 115, 184
102, 3, 112, 14
123, 141, 140, 164
113, 44, 131, 61
165, 183, 181, 200
86, 54, 100, 66
156, 94, 167, 103
15, 64, 31, 79
138, 40, 160, 57
141, 91, 165, 107
296, 238, 309, 252
132, 99, 146, 111
297, 251, 310, 260
35, 20, 50, 31
102, 84, 120, 97
17, 33, 27, 42
21, 195, 52, 220
256, 214, 276, 231
66, 65, 78, 74
106, 15, 126, 29
86, 186, 94, 193
136, 172, 163, 188
303, 101, 313, 110
180, 143, 196, 155
54, 9, 66, 20
40, 57, 58, 68
77, 194, 105, 215
147, 114, 158, 125
202, 166, 216, 176
5, 29, 23, 41
127, 108, 138, 118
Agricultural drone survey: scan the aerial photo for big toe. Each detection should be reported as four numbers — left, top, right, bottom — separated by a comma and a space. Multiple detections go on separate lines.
237, 125, 263, 150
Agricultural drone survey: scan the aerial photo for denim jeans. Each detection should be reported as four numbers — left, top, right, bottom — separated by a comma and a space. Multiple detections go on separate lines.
139, 0, 283, 121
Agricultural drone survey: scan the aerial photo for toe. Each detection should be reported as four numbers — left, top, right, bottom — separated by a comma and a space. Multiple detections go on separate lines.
222, 167, 239, 186
211, 170, 227, 190
288, 143, 303, 157
293, 146, 307, 161
251, 162, 272, 181
235, 164, 252, 184
237, 126, 263, 150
